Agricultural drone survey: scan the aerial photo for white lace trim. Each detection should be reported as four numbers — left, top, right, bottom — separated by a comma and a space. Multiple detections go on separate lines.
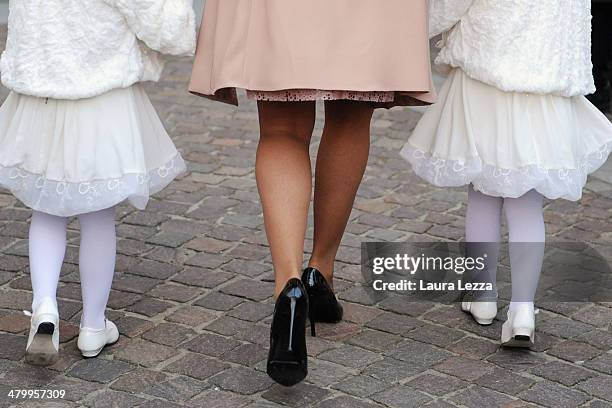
0, 154, 187, 216
246, 89, 396, 102
400, 142, 612, 201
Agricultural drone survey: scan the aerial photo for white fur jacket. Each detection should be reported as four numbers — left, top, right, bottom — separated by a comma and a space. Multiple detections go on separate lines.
0, 0, 196, 99
429, 0, 595, 97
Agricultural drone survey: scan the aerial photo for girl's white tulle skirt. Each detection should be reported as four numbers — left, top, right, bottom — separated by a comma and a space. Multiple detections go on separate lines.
401, 69, 612, 201
0, 84, 186, 216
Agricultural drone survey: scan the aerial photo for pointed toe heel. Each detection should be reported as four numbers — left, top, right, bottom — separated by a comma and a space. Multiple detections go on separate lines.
302, 268, 343, 338
267, 278, 309, 386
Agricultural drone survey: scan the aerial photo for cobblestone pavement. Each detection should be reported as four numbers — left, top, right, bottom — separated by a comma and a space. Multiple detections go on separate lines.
1, 27, 612, 408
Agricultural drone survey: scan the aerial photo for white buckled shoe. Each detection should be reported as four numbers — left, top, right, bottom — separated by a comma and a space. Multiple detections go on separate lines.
77, 320, 119, 358
461, 300, 498, 325
501, 303, 536, 348
25, 298, 60, 366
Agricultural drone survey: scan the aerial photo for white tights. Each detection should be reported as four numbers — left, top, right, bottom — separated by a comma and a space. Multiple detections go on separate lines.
466, 187, 545, 310
29, 208, 116, 330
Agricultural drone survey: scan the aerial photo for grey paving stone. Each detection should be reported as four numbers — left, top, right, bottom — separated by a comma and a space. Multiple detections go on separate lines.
244, 401, 285, 408
146, 375, 208, 402
449, 386, 513, 407
262, 383, 331, 407
115, 315, 155, 338
220, 279, 274, 302
361, 357, 426, 383
222, 343, 267, 367
194, 292, 245, 311
114, 339, 179, 367
189, 389, 252, 408
318, 345, 382, 369
148, 283, 202, 302
206, 316, 254, 337
164, 352, 229, 380
486, 348, 547, 372
422, 400, 460, 408
67, 358, 134, 383
576, 376, 612, 402
331, 374, 390, 398
406, 373, 467, 397
0, 333, 25, 361
129, 259, 181, 280
371, 384, 433, 408
445, 336, 499, 360
547, 340, 604, 363
0, 364, 58, 387
210, 366, 274, 395
378, 297, 436, 317
385, 339, 453, 369
347, 329, 403, 352
172, 267, 234, 288
519, 380, 591, 407
135, 399, 184, 408
433, 356, 497, 382
183, 332, 241, 357
126, 297, 173, 317
529, 361, 597, 386
306, 359, 351, 387
227, 301, 274, 322
404, 322, 465, 348
474, 367, 535, 395
584, 353, 612, 375
142, 322, 196, 347
572, 305, 612, 328
165, 305, 217, 327
315, 395, 382, 408
112, 274, 160, 294
538, 315, 596, 339
146, 230, 194, 248
85, 389, 147, 408
577, 329, 612, 350
47, 376, 104, 401
110, 368, 168, 394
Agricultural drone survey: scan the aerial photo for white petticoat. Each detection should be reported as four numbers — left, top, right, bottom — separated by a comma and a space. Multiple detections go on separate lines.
400, 69, 612, 201
0, 84, 186, 216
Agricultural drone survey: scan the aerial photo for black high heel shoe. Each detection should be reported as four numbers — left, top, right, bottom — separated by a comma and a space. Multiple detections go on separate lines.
301, 267, 343, 337
266, 278, 309, 386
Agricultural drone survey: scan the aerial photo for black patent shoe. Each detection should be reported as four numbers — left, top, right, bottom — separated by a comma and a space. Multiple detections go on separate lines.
266, 278, 309, 386
301, 267, 344, 337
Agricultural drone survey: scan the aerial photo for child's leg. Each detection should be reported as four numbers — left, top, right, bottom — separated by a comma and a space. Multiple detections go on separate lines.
29, 211, 68, 310
504, 190, 545, 310
466, 187, 503, 299
77, 207, 116, 330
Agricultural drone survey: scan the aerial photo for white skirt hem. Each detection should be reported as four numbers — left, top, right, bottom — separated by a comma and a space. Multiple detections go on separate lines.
0, 153, 187, 217
400, 142, 612, 201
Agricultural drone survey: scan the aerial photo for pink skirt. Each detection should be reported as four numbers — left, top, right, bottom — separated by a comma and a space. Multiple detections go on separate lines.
189, 0, 436, 108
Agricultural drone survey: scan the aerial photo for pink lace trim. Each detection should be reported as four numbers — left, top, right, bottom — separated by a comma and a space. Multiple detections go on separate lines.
247, 89, 395, 103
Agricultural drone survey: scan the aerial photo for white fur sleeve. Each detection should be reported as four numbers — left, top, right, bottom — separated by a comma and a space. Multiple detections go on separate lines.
103, 0, 196, 56
429, 0, 474, 38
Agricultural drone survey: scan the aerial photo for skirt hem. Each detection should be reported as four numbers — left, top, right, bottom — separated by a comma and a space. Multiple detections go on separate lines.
0, 153, 187, 217
400, 142, 612, 201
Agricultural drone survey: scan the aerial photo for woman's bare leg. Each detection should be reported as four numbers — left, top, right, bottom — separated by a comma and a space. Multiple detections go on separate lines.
256, 101, 316, 296
308, 100, 374, 282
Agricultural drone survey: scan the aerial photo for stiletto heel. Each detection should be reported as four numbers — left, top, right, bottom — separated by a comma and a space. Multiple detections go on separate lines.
267, 278, 309, 386
309, 301, 316, 337
302, 268, 343, 333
